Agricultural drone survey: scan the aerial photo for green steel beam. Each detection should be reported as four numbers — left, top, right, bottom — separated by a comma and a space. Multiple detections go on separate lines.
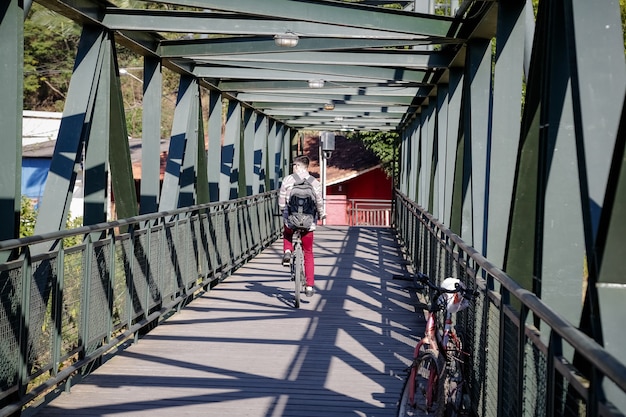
423, 103, 435, 211
466, 38, 492, 255
140, 57, 163, 214
159, 75, 195, 211
242, 94, 415, 106
103, 9, 425, 40
220, 100, 241, 201
196, 97, 209, 206
161, 37, 444, 58
434, 85, 449, 222
269, 120, 281, 190
443, 69, 462, 236
254, 115, 268, 194
227, 86, 422, 96
218, 80, 431, 91
83, 34, 111, 227
195, 50, 453, 69
207, 90, 221, 202
193, 66, 421, 85
242, 108, 255, 196
569, 0, 626, 410
34, 27, 106, 242
146, 0, 455, 37
194, 60, 427, 83
108, 39, 138, 222
0, 0, 23, 244
486, 0, 526, 270
178, 78, 200, 208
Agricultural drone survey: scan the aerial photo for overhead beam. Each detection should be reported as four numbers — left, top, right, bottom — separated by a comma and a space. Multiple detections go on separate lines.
193, 50, 455, 69
103, 9, 428, 39
194, 61, 427, 83
160, 37, 447, 57
144, 0, 455, 37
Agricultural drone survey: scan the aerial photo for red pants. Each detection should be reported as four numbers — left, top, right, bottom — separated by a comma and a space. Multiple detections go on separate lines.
283, 226, 315, 287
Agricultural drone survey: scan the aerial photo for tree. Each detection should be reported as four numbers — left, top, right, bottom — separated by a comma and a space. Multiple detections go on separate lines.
347, 131, 399, 180
24, 3, 80, 111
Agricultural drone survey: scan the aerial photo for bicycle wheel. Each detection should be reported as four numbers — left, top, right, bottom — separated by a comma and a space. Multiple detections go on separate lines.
398, 350, 444, 417
445, 335, 468, 416
293, 245, 303, 308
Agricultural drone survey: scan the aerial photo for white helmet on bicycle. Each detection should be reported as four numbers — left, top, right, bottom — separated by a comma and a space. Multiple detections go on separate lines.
439, 277, 470, 314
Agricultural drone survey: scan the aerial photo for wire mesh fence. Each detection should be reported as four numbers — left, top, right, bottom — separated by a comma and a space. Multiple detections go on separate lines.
393, 191, 626, 417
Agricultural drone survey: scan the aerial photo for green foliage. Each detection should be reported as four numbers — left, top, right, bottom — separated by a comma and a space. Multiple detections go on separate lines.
20, 197, 84, 248
24, 4, 80, 111
347, 131, 400, 179
20, 197, 37, 238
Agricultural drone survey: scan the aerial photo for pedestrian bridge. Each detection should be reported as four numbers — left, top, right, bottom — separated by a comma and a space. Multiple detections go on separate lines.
28, 225, 419, 417
2, 0, 626, 416
1, 193, 625, 416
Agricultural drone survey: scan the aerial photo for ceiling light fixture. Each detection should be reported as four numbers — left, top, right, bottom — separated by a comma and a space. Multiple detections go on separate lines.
308, 79, 325, 88
323, 102, 335, 111
274, 31, 299, 47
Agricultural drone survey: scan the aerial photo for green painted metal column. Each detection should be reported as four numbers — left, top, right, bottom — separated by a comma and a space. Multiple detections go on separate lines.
399, 128, 409, 195
242, 107, 255, 196
443, 68, 463, 227
0, 0, 24, 244
196, 98, 209, 205
434, 85, 449, 222
408, 118, 419, 202
220, 99, 241, 201
177, 78, 202, 208
107, 38, 137, 223
159, 75, 196, 211
140, 56, 163, 214
253, 114, 268, 194
425, 103, 437, 213
268, 120, 281, 190
465, 38, 492, 254
207, 90, 221, 202
83, 34, 112, 226
35, 27, 107, 240
569, 0, 626, 411
486, 0, 526, 271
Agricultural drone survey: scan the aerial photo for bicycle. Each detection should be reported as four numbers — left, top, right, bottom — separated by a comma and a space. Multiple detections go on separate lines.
398, 273, 479, 417
289, 228, 307, 308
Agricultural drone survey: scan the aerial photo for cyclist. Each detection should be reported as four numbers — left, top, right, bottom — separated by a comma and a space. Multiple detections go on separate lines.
278, 155, 325, 297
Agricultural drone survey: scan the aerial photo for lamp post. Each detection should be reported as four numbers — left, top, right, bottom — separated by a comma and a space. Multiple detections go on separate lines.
319, 131, 335, 225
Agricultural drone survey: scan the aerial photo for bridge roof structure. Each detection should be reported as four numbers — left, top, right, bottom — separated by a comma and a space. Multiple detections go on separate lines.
36, 0, 495, 132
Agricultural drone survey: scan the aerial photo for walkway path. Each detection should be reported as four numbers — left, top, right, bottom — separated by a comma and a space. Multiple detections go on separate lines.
34, 226, 424, 417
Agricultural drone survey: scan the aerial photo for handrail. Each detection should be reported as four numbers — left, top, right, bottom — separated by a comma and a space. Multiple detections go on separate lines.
394, 190, 626, 416
0, 193, 274, 252
405, 193, 626, 393
0, 191, 282, 416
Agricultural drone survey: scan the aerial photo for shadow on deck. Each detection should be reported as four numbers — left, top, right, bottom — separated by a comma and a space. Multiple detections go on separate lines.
32, 226, 425, 417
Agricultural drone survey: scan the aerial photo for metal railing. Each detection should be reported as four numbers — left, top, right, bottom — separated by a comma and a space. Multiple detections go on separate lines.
348, 199, 392, 227
0, 191, 281, 416
394, 190, 626, 417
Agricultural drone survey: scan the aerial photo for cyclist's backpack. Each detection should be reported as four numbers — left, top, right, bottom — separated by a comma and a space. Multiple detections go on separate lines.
287, 173, 317, 229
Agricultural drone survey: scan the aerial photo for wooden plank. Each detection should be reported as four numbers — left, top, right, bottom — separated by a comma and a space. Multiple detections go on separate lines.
33, 227, 425, 417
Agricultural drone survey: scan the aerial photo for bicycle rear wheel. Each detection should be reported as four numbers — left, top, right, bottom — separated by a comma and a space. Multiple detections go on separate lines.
293, 246, 303, 308
398, 350, 444, 417
445, 335, 467, 416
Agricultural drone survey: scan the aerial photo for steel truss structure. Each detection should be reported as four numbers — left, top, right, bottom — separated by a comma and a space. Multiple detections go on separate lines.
1, 0, 625, 415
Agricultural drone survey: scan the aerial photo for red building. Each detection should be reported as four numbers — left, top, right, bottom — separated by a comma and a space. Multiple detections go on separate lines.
302, 134, 393, 226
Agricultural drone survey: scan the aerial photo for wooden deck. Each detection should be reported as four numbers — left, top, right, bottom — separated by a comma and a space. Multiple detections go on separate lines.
33, 226, 424, 417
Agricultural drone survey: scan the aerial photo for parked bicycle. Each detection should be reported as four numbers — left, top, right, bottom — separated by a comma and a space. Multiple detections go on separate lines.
398, 273, 479, 417
289, 228, 306, 308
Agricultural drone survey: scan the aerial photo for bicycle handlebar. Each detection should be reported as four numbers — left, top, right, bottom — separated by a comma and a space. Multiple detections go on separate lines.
415, 272, 479, 302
